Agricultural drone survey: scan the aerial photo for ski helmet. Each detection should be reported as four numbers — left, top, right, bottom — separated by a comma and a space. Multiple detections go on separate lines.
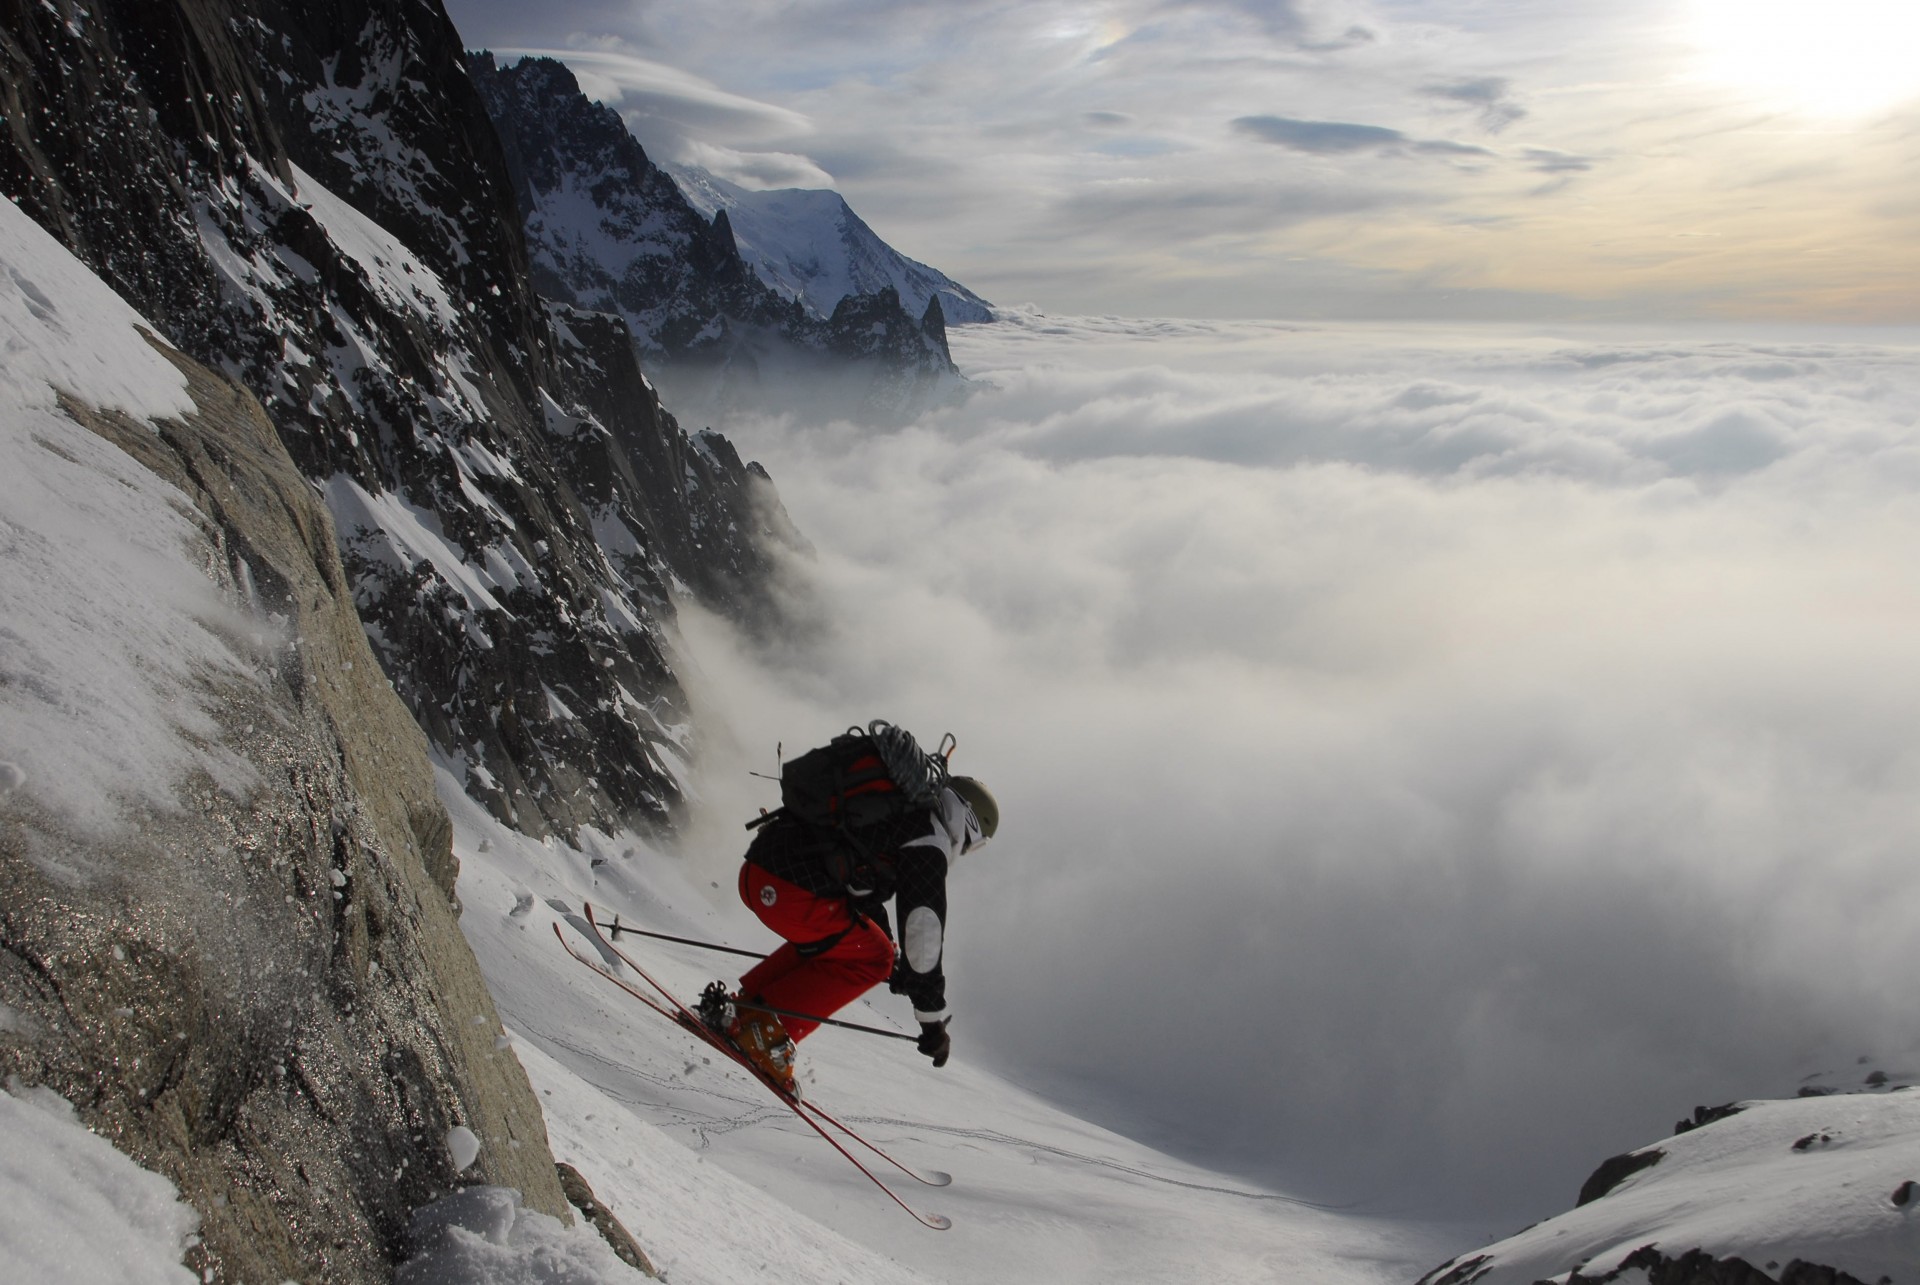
947, 775, 998, 842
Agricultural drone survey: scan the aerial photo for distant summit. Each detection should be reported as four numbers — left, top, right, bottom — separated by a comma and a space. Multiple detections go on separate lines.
468, 54, 962, 421
667, 164, 993, 326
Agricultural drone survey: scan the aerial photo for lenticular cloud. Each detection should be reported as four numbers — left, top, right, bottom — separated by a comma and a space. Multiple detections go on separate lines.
678, 313, 1920, 1223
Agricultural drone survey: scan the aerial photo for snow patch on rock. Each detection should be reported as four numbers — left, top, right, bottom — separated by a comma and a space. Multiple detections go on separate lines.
0, 200, 262, 840
0, 197, 194, 422
0, 1081, 200, 1285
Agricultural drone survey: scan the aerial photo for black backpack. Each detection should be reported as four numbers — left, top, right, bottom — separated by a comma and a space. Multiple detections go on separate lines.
747, 721, 954, 857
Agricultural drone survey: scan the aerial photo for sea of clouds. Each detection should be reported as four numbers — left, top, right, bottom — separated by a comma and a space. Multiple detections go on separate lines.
670, 311, 1920, 1228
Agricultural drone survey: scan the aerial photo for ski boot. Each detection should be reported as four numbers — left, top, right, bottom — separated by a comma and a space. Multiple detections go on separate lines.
702, 984, 799, 1098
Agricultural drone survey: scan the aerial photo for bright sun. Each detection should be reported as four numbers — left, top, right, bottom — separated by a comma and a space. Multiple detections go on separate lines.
1686, 0, 1920, 116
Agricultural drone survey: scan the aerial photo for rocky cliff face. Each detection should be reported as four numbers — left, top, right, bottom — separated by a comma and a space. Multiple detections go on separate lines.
0, 287, 572, 1278
1, 0, 798, 843
467, 53, 960, 421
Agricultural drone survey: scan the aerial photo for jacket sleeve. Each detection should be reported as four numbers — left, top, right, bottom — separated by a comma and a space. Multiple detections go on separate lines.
891, 789, 968, 1023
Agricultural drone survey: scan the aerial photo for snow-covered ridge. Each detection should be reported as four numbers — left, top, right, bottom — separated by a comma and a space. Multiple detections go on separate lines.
1419, 1091, 1920, 1284
3, 0, 798, 844
667, 164, 993, 325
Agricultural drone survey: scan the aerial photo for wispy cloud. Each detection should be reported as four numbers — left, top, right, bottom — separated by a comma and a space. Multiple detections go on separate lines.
1050, 177, 1399, 241
1422, 76, 1528, 133
1233, 114, 1406, 154
1233, 114, 1494, 160
1523, 147, 1597, 174
493, 47, 813, 137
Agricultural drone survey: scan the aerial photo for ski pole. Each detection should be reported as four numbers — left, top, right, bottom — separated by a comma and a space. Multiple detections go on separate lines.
602, 918, 768, 960
735, 999, 917, 1043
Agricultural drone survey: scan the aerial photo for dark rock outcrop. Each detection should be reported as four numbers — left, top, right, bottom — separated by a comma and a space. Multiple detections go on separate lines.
1576, 1147, 1664, 1207
1676, 1102, 1746, 1135
1564, 1245, 1877, 1285
1, 342, 571, 1283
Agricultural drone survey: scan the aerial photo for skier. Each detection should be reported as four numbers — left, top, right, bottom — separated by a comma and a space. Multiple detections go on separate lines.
701, 730, 998, 1097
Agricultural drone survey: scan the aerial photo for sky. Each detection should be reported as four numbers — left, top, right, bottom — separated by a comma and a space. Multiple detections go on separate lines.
441, 0, 1920, 324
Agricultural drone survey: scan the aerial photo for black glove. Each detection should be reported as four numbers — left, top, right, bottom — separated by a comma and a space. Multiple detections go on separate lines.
888, 955, 911, 996
916, 1019, 951, 1068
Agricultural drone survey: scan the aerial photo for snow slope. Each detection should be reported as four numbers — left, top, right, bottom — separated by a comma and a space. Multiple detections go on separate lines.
669, 165, 994, 324
439, 766, 1454, 1285
0, 1081, 635, 1285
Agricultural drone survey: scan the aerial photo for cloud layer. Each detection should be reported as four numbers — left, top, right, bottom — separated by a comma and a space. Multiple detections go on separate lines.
675, 313, 1920, 1224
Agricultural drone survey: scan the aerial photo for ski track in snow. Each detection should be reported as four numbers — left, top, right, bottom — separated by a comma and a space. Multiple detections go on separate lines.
823, 1117, 1354, 1208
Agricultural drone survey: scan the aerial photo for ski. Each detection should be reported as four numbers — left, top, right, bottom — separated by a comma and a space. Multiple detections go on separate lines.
553, 920, 948, 1187
578, 906, 957, 1196
552, 910, 953, 1229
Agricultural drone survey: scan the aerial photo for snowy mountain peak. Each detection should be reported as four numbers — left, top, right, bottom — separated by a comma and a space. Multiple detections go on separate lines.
469, 54, 963, 421
667, 163, 993, 326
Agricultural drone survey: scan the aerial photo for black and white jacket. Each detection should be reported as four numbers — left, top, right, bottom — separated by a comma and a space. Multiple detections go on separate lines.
745, 785, 983, 1024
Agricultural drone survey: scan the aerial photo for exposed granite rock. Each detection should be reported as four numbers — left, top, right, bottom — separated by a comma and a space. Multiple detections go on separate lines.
557, 1161, 660, 1279
0, 344, 571, 1283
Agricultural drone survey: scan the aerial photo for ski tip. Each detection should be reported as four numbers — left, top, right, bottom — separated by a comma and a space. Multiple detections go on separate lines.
921, 1213, 953, 1231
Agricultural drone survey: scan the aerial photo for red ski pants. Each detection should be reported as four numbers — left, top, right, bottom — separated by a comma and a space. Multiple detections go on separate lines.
735, 863, 893, 1041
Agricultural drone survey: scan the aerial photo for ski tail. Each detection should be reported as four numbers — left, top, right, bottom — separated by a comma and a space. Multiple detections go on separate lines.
801, 1099, 953, 1187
